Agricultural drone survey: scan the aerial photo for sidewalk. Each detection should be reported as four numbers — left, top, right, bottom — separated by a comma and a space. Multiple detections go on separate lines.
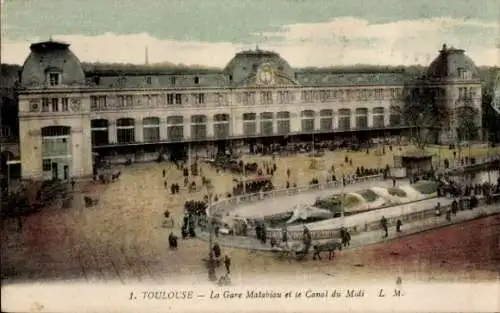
198, 204, 500, 252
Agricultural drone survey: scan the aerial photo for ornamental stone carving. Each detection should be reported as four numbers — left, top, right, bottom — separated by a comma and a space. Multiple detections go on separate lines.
29, 99, 41, 112
70, 98, 82, 112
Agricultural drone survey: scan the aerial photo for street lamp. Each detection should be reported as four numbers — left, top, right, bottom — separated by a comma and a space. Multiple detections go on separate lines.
340, 164, 345, 221
206, 185, 217, 282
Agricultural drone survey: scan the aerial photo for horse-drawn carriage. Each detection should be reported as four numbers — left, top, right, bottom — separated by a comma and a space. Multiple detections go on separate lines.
271, 242, 310, 261
272, 240, 342, 261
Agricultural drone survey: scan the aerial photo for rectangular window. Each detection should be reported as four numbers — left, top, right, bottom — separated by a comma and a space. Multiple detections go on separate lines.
301, 91, 314, 102
91, 96, 99, 110
167, 94, 174, 105
51, 98, 59, 112
125, 95, 133, 107
260, 91, 273, 104
42, 159, 52, 171
61, 98, 69, 111
197, 93, 205, 105
170, 76, 176, 85
98, 96, 107, 109
175, 94, 182, 105
278, 91, 292, 103
116, 96, 124, 108
42, 98, 49, 112
49, 73, 60, 86
242, 92, 256, 105
146, 76, 152, 84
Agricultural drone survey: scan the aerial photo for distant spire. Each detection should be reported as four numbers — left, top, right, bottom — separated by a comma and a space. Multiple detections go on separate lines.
49, 35, 53, 41
145, 46, 149, 65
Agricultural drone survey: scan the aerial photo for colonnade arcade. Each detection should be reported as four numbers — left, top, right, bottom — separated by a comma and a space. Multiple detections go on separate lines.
90, 107, 402, 146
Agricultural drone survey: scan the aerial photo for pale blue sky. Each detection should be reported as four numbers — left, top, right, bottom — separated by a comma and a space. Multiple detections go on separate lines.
2, 0, 499, 66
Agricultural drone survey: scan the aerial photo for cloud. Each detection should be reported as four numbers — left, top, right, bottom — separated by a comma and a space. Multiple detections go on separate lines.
1, 17, 498, 67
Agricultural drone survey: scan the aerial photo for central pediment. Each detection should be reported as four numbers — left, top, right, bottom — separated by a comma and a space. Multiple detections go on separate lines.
237, 72, 299, 87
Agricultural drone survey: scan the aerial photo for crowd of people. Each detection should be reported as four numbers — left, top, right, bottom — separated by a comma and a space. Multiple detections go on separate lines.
152, 139, 499, 283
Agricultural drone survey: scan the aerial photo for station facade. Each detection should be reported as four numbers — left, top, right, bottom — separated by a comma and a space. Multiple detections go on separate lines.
16, 41, 482, 180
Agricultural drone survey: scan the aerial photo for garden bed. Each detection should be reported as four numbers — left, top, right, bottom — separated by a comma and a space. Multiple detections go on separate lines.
356, 189, 378, 202
412, 181, 438, 195
387, 187, 407, 197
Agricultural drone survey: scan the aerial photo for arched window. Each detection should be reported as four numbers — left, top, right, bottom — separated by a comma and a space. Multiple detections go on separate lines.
389, 106, 401, 126
276, 111, 290, 135
242, 113, 257, 136
372, 107, 385, 128
143, 117, 160, 142
41, 125, 72, 180
300, 110, 315, 133
355, 108, 368, 129
167, 116, 184, 142
213, 113, 230, 139
191, 115, 207, 140
260, 112, 274, 136
319, 109, 333, 131
116, 118, 135, 143
91, 119, 109, 146
338, 109, 351, 130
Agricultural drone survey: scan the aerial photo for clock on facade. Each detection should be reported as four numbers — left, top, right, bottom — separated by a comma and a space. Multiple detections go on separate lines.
258, 64, 274, 84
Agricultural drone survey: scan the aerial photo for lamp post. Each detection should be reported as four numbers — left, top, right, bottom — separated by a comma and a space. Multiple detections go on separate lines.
486, 133, 491, 185
206, 185, 216, 282
340, 164, 345, 221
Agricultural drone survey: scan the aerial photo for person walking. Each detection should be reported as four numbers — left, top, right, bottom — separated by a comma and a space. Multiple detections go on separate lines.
345, 230, 351, 246
340, 227, 347, 247
212, 243, 221, 259
281, 227, 288, 244
396, 219, 402, 233
224, 255, 231, 274
302, 225, 312, 252
380, 216, 388, 238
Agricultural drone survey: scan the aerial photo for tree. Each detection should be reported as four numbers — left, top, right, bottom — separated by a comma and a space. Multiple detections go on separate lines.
393, 85, 451, 150
456, 106, 479, 142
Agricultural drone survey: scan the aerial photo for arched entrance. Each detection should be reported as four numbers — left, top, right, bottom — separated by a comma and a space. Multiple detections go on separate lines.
41, 126, 72, 180
91, 119, 109, 146
276, 111, 290, 135
301, 110, 315, 133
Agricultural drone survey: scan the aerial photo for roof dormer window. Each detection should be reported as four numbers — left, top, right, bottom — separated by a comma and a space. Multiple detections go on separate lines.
48, 72, 61, 86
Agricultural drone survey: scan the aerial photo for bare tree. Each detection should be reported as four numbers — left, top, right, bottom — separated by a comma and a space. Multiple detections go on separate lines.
392, 85, 451, 150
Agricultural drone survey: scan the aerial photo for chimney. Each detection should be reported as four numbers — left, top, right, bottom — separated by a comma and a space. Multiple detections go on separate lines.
442, 44, 447, 51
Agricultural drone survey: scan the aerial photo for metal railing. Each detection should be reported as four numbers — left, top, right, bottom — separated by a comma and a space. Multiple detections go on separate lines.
208, 174, 384, 216
263, 194, 499, 243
